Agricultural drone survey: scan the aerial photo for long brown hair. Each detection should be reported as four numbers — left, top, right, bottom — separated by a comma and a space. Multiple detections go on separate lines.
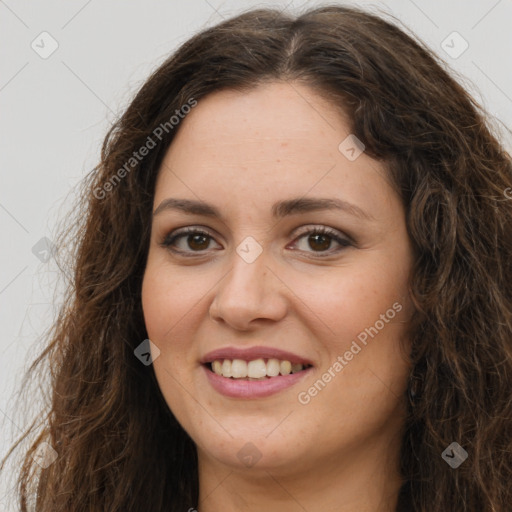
2, 5, 512, 511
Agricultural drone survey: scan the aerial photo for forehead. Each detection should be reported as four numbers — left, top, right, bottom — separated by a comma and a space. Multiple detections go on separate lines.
164, 82, 346, 160
154, 82, 397, 221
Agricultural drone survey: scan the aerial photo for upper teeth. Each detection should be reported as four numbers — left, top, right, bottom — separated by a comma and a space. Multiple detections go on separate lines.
211, 359, 306, 379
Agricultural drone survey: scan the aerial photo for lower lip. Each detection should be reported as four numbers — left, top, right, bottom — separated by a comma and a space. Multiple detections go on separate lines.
203, 365, 313, 399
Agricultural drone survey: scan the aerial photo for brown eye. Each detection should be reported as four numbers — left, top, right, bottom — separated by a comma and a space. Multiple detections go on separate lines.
186, 233, 210, 251
161, 225, 352, 258
307, 233, 333, 251
161, 228, 220, 255
291, 226, 352, 256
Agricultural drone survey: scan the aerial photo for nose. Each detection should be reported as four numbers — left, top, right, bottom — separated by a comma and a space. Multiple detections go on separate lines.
209, 248, 288, 331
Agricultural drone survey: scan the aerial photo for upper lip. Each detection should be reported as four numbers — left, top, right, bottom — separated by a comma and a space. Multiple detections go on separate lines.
200, 346, 314, 366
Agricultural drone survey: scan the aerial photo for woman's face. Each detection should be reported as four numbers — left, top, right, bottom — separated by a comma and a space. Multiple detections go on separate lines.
142, 81, 414, 477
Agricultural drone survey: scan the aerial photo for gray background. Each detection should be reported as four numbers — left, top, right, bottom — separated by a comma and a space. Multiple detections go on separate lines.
1, 0, 511, 509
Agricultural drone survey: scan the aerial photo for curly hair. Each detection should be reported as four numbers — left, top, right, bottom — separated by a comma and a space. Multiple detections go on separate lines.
2, 5, 511, 511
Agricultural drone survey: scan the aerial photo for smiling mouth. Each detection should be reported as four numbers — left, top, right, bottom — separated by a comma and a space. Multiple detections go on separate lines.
205, 358, 313, 380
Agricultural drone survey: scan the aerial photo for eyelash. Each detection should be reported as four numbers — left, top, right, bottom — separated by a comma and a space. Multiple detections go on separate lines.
159, 225, 353, 258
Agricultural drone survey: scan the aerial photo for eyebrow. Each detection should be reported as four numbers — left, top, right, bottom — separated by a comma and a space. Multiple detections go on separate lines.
153, 196, 374, 221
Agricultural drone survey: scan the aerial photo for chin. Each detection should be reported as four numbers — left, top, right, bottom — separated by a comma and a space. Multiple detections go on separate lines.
197, 433, 301, 472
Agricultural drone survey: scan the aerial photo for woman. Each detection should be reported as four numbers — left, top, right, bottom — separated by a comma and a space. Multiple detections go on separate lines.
2, 5, 511, 511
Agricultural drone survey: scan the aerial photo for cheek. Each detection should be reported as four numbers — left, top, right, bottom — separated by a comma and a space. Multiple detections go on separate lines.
141, 264, 199, 416
142, 266, 189, 389
292, 261, 409, 344
290, 252, 413, 408
141, 257, 213, 380
141, 258, 201, 342
142, 271, 172, 342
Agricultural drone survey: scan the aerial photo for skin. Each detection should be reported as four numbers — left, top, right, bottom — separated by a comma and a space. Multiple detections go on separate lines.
142, 81, 415, 512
